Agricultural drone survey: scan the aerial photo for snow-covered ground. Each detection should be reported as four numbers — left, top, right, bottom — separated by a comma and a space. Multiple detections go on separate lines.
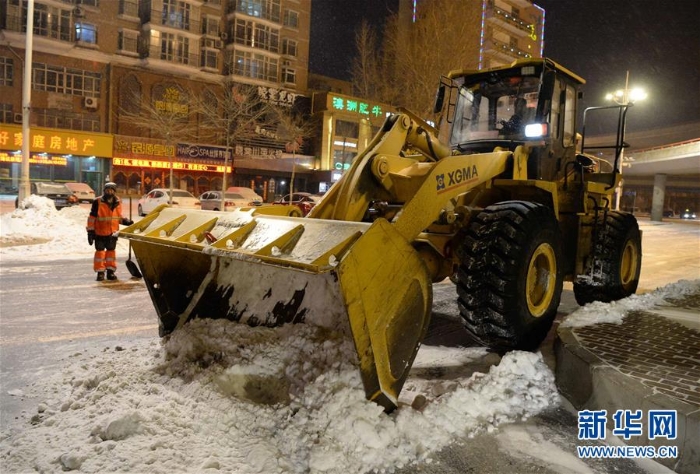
0, 198, 697, 473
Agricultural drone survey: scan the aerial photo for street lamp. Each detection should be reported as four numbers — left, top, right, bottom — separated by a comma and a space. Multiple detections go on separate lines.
605, 71, 647, 211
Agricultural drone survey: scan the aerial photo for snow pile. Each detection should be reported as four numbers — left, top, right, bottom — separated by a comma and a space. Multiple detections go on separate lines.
562, 279, 700, 328
0, 319, 558, 473
0, 196, 92, 255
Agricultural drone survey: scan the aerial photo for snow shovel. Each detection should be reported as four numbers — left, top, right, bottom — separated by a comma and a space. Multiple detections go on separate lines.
125, 197, 142, 279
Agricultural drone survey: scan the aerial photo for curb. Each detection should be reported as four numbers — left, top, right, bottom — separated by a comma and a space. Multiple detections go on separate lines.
555, 312, 700, 473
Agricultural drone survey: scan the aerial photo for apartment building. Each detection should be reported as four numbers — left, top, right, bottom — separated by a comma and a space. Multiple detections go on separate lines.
398, 0, 544, 69
0, 0, 311, 199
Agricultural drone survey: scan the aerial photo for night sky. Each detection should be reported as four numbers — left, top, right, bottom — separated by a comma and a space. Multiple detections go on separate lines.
309, 0, 399, 80
309, 0, 700, 133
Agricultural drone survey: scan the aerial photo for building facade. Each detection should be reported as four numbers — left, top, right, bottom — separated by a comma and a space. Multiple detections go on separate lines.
398, 0, 544, 69
0, 0, 312, 199
310, 91, 396, 187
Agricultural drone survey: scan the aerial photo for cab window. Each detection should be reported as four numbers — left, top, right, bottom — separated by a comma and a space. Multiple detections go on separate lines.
563, 85, 576, 146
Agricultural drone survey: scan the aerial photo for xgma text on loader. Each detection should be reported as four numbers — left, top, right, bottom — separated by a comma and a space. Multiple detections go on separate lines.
121, 58, 642, 411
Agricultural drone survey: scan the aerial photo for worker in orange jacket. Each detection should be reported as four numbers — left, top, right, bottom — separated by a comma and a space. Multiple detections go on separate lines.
86, 182, 133, 281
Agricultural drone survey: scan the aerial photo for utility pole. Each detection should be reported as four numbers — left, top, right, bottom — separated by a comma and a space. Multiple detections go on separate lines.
18, 0, 35, 203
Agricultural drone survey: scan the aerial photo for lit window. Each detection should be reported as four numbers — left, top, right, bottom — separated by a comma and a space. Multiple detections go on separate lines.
75, 22, 98, 44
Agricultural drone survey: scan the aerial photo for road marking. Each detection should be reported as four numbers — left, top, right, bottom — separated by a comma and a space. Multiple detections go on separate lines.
0, 324, 158, 346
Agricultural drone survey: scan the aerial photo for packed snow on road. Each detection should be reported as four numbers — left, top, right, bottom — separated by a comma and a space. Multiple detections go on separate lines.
0, 197, 698, 473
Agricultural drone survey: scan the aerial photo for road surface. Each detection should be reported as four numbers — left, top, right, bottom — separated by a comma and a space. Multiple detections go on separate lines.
0, 217, 698, 473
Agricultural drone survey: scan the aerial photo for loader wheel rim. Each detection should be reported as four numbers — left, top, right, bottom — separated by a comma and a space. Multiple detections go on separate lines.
526, 243, 557, 318
620, 239, 639, 285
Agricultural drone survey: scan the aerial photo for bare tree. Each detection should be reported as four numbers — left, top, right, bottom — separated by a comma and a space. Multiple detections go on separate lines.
193, 77, 275, 207
351, 19, 381, 101
272, 106, 316, 199
119, 84, 196, 203
353, 0, 481, 120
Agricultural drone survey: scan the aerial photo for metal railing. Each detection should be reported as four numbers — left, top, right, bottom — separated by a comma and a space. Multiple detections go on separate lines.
143, 46, 200, 67
486, 38, 532, 59
486, 1, 534, 35
147, 9, 201, 34
2, 14, 72, 42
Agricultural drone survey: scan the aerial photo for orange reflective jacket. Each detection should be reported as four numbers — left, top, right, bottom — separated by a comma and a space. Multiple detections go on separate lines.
87, 196, 124, 236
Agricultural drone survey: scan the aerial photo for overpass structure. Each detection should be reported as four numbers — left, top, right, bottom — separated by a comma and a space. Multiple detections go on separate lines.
586, 122, 700, 220
625, 139, 700, 177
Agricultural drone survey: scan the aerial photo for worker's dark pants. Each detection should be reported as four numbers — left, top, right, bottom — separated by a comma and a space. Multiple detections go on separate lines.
93, 235, 118, 272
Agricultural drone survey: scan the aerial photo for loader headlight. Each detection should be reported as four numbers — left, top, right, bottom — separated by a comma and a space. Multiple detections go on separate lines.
524, 123, 548, 138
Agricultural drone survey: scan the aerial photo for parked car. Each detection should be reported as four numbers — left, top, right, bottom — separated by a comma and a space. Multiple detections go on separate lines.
680, 208, 696, 219
15, 182, 79, 209
199, 190, 263, 211
226, 187, 264, 205
137, 188, 200, 216
273, 192, 320, 216
0, 182, 18, 195
663, 209, 675, 218
65, 182, 96, 203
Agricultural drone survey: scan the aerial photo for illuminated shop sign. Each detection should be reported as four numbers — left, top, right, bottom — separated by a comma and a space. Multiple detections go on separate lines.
176, 143, 231, 160
155, 101, 188, 115
257, 86, 297, 108
154, 87, 189, 115
329, 94, 384, 117
0, 125, 112, 157
114, 137, 174, 158
113, 157, 232, 173
0, 152, 68, 166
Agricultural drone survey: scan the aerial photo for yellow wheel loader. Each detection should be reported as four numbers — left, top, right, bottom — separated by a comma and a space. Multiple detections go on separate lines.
121, 58, 642, 410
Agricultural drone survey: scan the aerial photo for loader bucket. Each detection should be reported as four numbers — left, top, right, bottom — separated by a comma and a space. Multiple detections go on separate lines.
120, 207, 432, 410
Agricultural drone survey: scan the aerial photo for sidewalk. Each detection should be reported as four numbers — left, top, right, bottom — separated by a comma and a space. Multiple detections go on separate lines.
555, 289, 700, 473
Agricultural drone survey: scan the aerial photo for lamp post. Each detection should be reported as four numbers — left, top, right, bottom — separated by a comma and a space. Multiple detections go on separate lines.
18, 0, 35, 203
605, 71, 647, 211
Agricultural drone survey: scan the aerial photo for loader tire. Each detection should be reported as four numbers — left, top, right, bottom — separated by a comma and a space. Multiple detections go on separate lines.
456, 201, 563, 351
573, 211, 641, 305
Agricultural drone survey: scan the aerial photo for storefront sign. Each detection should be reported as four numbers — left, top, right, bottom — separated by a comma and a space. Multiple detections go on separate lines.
113, 157, 231, 173
0, 125, 113, 157
154, 87, 189, 115
329, 94, 384, 118
114, 136, 174, 158
176, 143, 231, 160
234, 145, 283, 158
257, 86, 297, 108
0, 152, 68, 166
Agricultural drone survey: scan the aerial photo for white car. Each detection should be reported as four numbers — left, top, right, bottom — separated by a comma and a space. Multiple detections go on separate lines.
65, 182, 96, 203
138, 188, 200, 216
199, 190, 263, 211
226, 186, 264, 205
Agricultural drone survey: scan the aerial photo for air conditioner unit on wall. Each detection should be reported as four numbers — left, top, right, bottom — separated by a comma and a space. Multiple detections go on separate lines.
13, 113, 22, 124
204, 38, 222, 49
84, 97, 99, 110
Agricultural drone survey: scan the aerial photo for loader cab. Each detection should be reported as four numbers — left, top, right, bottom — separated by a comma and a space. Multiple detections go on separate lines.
437, 59, 585, 181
